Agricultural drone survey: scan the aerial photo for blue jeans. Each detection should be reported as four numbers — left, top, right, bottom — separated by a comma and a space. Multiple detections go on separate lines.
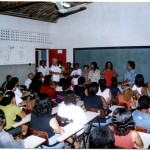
41, 134, 65, 149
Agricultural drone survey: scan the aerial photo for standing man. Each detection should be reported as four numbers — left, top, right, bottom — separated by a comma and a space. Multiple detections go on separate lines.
49, 58, 61, 86
37, 60, 49, 77
70, 63, 82, 86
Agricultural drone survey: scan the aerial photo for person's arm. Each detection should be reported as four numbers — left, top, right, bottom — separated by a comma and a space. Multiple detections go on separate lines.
49, 117, 62, 134
101, 96, 108, 109
130, 97, 136, 109
17, 109, 26, 118
112, 69, 118, 77
132, 130, 143, 149
101, 69, 106, 75
142, 87, 148, 96
107, 90, 112, 105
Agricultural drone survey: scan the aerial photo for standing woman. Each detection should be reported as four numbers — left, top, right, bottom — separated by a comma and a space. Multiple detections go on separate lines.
88, 62, 101, 83
101, 61, 118, 87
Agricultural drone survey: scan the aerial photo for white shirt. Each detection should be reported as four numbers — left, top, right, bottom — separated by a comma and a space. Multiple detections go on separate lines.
14, 88, 23, 105
38, 66, 49, 76
132, 84, 142, 95
49, 65, 61, 82
24, 78, 32, 89
70, 69, 82, 85
96, 88, 110, 102
57, 101, 86, 124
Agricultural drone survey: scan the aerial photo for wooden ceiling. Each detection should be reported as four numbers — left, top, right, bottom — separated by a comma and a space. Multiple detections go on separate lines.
0, 2, 88, 23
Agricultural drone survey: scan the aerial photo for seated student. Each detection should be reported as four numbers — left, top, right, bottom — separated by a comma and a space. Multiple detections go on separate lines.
132, 74, 148, 100
73, 76, 87, 100
0, 109, 24, 148
109, 107, 143, 149
40, 75, 56, 101
97, 78, 112, 106
30, 93, 64, 148
118, 87, 136, 110
89, 126, 115, 148
81, 65, 89, 84
108, 77, 120, 100
1, 75, 12, 92
0, 91, 26, 136
132, 96, 150, 133
24, 73, 34, 90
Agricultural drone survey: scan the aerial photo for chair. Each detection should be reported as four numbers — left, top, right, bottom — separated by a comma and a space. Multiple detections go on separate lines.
135, 126, 147, 133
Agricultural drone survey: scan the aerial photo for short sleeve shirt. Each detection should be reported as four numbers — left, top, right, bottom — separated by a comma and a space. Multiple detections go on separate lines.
124, 69, 136, 85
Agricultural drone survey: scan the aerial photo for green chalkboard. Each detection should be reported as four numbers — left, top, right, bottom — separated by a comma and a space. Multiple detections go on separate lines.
74, 46, 150, 82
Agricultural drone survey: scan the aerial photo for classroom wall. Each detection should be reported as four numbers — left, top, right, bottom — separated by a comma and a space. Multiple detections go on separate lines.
53, 2, 150, 64
0, 14, 54, 84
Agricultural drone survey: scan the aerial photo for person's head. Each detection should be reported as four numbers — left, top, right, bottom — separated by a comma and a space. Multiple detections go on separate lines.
123, 87, 133, 101
78, 77, 85, 85
111, 77, 118, 87
127, 61, 135, 70
83, 65, 89, 72
6, 77, 19, 91
28, 73, 34, 80
138, 96, 150, 110
0, 91, 15, 106
33, 93, 52, 116
0, 109, 6, 129
135, 74, 145, 87
60, 78, 71, 91
105, 61, 113, 70
99, 78, 107, 92
6, 75, 12, 82
89, 126, 115, 148
66, 62, 71, 68
64, 91, 77, 105
52, 58, 58, 66
91, 62, 99, 71
44, 75, 53, 86
33, 72, 43, 81
112, 107, 135, 136
88, 83, 99, 96
40, 60, 45, 67
74, 63, 79, 70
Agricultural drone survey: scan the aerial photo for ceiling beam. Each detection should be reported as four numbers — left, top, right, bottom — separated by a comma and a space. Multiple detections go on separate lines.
0, 2, 38, 12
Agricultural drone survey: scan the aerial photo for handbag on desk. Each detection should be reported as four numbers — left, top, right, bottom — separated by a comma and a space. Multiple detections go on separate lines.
56, 115, 73, 127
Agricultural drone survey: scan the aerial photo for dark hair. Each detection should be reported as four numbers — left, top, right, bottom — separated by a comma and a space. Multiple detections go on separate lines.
78, 77, 85, 85
64, 92, 77, 105
91, 62, 99, 71
99, 78, 107, 92
44, 75, 53, 86
128, 61, 135, 69
112, 107, 135, 136
111, 77, 118, 87
89, 126, 115, 148
0, 91, 15, 106
138, 96, 150, 110
135, 74, 144, 87
0, 109, 5, 126
6, 77, 19, 90
105, 61, 113, 70
83, 65, 89, 69
40, 60, 44, 65
33, 93, 52, 116
28, 73, 34, 78
6, 75, 12, 81
88, 83, 99, 96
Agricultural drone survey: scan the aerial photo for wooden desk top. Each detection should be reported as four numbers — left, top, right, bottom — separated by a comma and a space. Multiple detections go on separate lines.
24, 135, 46, 148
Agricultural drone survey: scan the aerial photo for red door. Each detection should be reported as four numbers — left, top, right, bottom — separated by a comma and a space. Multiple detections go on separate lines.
49, 49, 66, 67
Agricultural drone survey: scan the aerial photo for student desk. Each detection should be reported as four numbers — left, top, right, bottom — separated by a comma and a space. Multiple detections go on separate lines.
24, 135, 46, 148
138, 132, 150, 149
12, 114, 31, 128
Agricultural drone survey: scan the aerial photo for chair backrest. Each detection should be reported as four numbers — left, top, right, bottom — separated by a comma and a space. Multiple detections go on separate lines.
86, 108, 105, 119
135, 126, 147, 133
118, 102, 128, 109
28, 127, 49, 145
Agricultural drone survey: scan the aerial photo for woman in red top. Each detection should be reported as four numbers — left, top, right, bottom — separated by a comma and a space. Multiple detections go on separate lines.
109, 107, 143, 149
101, 61, 118, 86
40, 75, 56, 101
